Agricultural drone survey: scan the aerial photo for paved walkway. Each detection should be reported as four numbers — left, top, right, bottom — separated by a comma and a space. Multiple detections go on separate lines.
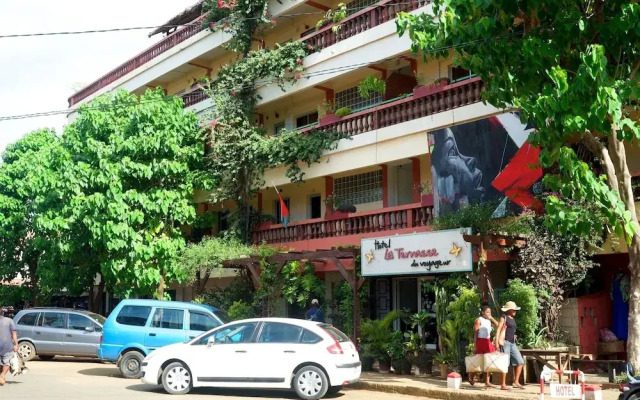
356, 372, 621, 400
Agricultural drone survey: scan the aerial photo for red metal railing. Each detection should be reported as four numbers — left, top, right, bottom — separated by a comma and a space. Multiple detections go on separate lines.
68, 16, 207, 106
301, 0, 430, 51
302, 77, 484, 137
252, 203, 434, 245
181, 88, 207, 108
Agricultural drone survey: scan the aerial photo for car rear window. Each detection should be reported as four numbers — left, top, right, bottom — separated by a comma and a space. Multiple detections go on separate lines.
116, 305, 152, 327
87, 312, 106, 325
301, 329, 323, 344
16, 313, 38, 326
322, 325, 350, 342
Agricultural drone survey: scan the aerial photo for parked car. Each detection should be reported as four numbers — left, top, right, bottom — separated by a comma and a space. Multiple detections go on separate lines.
619, 364, 640, 400
99, 299, 230, 379
13, 308, 106, 361
140, 318, 361, 399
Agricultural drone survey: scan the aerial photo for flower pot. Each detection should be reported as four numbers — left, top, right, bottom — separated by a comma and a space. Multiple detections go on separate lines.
361, 357, 374, 372
439, 363, 448, 378
420, 194, 434, 207
415, 350, 434, 375
412, 85, 429, 98
327, 210, 348, 220
391, 358, 412, 375
318, 113, 341, 127
378, 360, 391, 373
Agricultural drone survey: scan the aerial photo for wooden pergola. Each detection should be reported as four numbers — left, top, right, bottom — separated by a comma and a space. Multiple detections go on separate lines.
223, 248, 364, 340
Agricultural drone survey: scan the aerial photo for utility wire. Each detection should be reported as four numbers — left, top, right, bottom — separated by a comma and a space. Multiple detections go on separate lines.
0, 32, 522, 122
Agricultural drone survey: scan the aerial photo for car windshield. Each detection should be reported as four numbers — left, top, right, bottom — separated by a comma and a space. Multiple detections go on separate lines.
87, 312, 107, 325
214, 310, 232, 324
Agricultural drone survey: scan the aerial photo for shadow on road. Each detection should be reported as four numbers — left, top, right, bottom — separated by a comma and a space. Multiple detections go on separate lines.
77, 367, 121, 378
126, 385, 346, 399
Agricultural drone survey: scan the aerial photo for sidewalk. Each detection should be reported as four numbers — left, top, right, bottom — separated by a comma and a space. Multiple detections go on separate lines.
352, 372, 621, 400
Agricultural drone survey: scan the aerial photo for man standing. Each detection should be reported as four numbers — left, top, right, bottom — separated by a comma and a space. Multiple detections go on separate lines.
305, 299, 325, 323
0, 307, 18, 386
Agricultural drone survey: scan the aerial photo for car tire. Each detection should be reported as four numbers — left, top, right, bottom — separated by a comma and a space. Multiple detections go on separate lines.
161, 361, 192, 395
326, 386, 342, 396
293, 366, 329, 400
18, 342, 36, 361
39, 355, 55, 361
119, 351, 144, 379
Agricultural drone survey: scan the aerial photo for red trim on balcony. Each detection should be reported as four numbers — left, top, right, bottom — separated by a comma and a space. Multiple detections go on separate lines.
410, 157, 421, 203
324, 176, 334, 216
252, 203, 434, 249
68, 15, 207, 107
381, 164, 388, 208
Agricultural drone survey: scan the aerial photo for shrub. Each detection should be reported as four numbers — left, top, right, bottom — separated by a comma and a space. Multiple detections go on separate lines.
499, 279, 540, 347
228, 300, 255, 320
335, 107, 352, 117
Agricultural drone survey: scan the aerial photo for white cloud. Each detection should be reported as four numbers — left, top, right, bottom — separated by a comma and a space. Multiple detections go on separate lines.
0, 0, 197, 153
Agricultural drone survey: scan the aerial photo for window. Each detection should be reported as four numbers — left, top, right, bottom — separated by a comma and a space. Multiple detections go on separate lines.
335, 86, 382, 112
334, 170, 383, 205
68, 314, 94, 331
213, 310, 232, 324
274, 198, 290, 224
346, 0, 379, 16
301, 329, 323, 344
449, 66, 475, 83
194, 322, 258, 345
17, 313, 38, 326
39, 312, 66, 329
274, 122, 286, 136
190, 311, 220, 331
151, 308, 184, 330
116, 305, 152, 327
296, 112, 318, 128
258, 323, 303, 343
322, 325, 350, 342
310, 195, 322, 219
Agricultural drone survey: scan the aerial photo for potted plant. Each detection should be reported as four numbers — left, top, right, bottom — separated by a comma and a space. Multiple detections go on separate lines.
414, 180, 434, 206
357, 76, 386, 100
317, 100, 339, 126
415, 349, 435, 375
389, 331, 412, 375
360, 311, 402, 373
324, 194, 350, 219
335, 107, 352, 118
315, 3, 347, 33
433, 352, 453, 377
412, 74, 451, 98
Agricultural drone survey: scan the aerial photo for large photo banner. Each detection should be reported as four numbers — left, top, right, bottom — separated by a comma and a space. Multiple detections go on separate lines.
428, 112, 543, 217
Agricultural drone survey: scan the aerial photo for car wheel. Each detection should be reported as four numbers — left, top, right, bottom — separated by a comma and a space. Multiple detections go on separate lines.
162, 362, 192, 395
293, 366, 329, 400
18, 342, 36, 361
119, 351, 144, 379
39, 355, 55, 361
326, 386, 342, 396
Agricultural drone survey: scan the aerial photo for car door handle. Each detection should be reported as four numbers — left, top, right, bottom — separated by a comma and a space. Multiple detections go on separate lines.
66, 334, 72, 337
235, 350, 247, 353
149, 333, 156, 337
35, 331, 41, 335
284, 350, 296, 354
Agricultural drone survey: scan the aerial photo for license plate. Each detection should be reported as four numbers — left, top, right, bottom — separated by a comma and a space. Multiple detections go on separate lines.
549, 384, 582, 399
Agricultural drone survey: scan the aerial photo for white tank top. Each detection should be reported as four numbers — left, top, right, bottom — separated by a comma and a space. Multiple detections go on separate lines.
477, 317, 492, 339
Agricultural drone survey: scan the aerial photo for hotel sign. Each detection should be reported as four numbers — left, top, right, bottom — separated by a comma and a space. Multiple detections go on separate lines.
360, 228, 473, 277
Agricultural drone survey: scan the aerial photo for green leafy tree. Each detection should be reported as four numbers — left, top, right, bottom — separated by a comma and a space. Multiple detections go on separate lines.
0, 129, 64, 305
61, 88, 210, 298
397, 0, 640, 366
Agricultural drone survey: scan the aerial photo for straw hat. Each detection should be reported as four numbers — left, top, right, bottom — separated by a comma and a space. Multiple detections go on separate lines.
501, 301, 521, 312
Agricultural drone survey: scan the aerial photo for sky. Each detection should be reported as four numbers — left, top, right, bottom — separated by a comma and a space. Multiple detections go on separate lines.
0, 0, 197, 154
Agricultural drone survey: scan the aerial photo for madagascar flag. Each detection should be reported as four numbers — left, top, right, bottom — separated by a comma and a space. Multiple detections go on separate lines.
277, 192, 290, 227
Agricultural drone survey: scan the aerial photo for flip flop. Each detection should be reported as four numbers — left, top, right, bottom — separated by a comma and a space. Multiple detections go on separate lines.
468, 377, 475, 386
513, 385, 526, 390
500, 386, 511, 391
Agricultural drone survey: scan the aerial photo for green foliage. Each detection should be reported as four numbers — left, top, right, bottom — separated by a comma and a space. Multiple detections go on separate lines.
227, 300, 255, 320
387, 330, 405, 360
0, 285, 31, 308
431, 202, 534, 236
360, 310, 402, 362
317, 100, 335, 118
335, 107, 352, 117
447, 287, 481, 346
280, 261, 325, 308
181, 237, 254, 283
316, 3, 347, 32
329, 276, 369, 336
499, 279, 540, 348
197, 270, 255, 311
357, 76, 386, 100
61, 88, 208, 298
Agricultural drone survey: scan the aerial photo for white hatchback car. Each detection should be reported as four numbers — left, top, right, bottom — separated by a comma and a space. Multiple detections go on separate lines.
140, 318, 361, 399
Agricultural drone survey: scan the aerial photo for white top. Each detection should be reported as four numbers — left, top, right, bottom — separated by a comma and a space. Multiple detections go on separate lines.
477, 316, 492, 339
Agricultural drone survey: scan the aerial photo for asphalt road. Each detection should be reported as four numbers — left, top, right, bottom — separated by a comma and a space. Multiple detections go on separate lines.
0, 357, 422, 400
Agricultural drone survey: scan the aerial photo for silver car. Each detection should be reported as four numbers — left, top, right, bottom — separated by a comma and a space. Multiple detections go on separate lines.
13, 308, 106, 361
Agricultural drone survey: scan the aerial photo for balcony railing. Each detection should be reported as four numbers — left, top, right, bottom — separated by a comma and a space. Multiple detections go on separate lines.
302, 77, 484, 137
301, 0, 430, 51
68, 16, 207, 107
252, 203, 434, 245
181, 88, 207, 108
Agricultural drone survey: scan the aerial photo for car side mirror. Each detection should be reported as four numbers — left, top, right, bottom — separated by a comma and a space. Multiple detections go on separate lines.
85, 326, 95, 332
207, 336, 216, 348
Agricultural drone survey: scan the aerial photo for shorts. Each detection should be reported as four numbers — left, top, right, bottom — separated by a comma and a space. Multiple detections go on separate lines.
0, 352, 13, 366
501, 341, 524, 366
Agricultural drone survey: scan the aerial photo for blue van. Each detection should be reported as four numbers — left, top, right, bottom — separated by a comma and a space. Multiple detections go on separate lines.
98, 299, 230, 378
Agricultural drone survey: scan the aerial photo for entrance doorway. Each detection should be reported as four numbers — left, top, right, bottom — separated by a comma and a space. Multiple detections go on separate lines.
393, 278, 419, 331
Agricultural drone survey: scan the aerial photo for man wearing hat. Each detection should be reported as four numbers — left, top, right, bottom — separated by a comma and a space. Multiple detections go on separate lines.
305, 299, 325, 323
495, 301, 525, 389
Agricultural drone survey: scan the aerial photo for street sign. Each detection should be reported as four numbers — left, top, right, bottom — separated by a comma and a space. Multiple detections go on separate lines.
550, 384, 582, 399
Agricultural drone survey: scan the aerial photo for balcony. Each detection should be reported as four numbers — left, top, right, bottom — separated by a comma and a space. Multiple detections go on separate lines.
252, 203, 434, 249
69, 16, 207, 107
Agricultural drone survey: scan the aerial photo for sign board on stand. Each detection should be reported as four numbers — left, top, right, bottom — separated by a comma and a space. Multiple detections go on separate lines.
360, 228, 473, 277
549, 384, 583, 399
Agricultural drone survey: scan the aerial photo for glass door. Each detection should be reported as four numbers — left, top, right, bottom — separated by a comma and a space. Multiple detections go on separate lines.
393, 278, 419, 331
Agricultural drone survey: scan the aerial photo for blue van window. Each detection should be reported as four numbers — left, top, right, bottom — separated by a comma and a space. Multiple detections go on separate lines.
116, 306, 152, 327
151, 308, 184, 330
190, 311, 219, 331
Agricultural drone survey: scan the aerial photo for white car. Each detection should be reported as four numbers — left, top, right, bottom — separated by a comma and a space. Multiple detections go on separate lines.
140, 318, 361, 399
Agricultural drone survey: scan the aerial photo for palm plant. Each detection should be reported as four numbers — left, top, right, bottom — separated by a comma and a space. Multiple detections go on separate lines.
360, 310, 402, 362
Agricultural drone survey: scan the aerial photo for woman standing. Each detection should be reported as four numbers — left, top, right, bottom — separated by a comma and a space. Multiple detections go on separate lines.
496, 301, 525, 390
469, 304, 506, 388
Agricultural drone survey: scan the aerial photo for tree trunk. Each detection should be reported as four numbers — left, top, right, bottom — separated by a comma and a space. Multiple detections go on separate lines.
157, 269, 166, 300
28, 263, 39, 307
94, 273, 105, 314
627, 240, 640, 368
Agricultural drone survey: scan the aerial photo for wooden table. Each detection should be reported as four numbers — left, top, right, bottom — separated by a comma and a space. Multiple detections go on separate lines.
520, 349, 572, 383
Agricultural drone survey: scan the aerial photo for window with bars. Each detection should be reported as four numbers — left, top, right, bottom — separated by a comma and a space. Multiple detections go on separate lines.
296, 112, 318, 128
449, 66, 476, 83
274, 122, 286, 136
335, 86, 382, 112
347, 0, 379, 15
334, 170, 383, 205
